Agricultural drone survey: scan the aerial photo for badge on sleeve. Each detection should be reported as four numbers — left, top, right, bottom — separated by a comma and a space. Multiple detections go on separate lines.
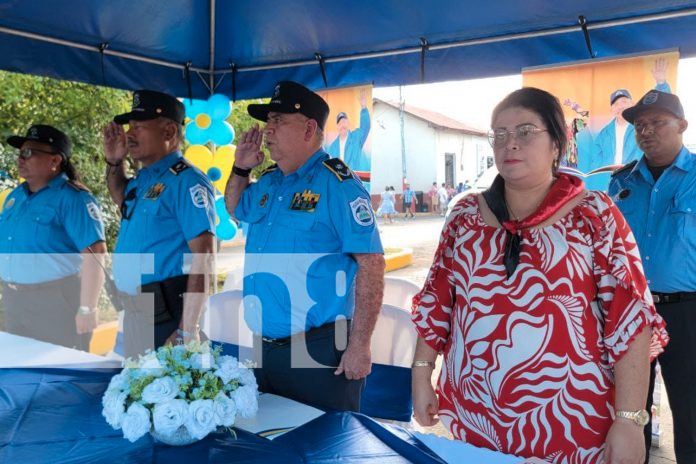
350, 197, 374, 226
618, 189, 631, 200
189, 184, 209, 208
86, 202, 102, 221
290, 190, 320, 212
144, 183, 166, 200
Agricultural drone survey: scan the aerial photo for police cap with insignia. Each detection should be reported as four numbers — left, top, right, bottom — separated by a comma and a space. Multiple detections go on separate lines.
7, 124, 72, 158
114, 89, 185, 125
247, 81, 330, 130
622, 90, 685, 124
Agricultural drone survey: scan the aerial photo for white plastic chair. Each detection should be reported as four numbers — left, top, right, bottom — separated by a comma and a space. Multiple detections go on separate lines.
203, 290, 254, 349
370, 303, 418, 367
382, 276, 421, 310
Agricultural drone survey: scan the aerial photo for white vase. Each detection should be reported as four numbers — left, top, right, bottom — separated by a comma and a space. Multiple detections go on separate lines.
150, 426, 199, 446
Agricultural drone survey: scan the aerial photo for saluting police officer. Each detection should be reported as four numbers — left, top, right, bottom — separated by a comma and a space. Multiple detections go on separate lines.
225, 81, 385, 412
103, 90, 216, 357
609, 90, 696, 463
0, 125, 106, 351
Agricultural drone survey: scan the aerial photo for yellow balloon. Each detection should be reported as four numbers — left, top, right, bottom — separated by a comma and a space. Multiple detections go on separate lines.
195, 114, 212, 129
212, 145, 236, 192
0, 188, 12, 212
185, 145, 213, 175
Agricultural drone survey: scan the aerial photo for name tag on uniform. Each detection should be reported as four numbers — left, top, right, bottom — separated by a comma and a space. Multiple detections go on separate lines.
144, 183, 166, 200
290, 190, 320, 212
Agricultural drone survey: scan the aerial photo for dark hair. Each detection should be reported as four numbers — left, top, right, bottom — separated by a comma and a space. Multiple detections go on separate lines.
491, 87, 567, 173
60, 157, 90, 191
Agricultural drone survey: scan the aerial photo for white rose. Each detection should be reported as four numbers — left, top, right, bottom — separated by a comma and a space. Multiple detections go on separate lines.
102, 390, 128, 428
238, 368, 257, 388
214, 356, 243, 384
141, 377, 178, 404
152, 399, 189, 435
190, 353, 214, 370
186, 399, 217, 440
121, 403, 151, 443
213, 393, 237, 427
232, 385, 258, 419
106, 372, 129, 392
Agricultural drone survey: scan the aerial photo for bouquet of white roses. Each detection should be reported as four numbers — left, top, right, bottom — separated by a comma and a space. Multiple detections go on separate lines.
102, 341, 258, 443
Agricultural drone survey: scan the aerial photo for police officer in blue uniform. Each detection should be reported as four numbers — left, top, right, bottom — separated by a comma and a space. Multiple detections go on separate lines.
225, 81, 385, 412
1, 125, 106, 350
609, 90, 696, 463
103, 90, 216, 357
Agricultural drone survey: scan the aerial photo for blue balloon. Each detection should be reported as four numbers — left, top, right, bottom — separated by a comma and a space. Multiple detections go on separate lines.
215, 196, 237, 240
183, 98, 209, 119
185, 121, 209, 145
208, 94, 232, 120
207, 167, 222, 182
210, 120, 234, 146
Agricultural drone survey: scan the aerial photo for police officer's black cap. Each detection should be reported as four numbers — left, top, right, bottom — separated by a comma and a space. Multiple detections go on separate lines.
247, 81, 330, 130
622, 90, 685, 124
7, 124, 72, 158
114, 89, 185, 125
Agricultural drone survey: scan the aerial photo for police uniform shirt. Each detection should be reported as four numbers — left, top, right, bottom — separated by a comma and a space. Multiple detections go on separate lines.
235, 150, 383, 339
113, 152, 216, 294
0, 173, 105, 284
608, 146, 696, 292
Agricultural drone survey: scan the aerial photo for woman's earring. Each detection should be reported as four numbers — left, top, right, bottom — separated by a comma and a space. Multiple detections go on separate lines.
51, 166, 57, 172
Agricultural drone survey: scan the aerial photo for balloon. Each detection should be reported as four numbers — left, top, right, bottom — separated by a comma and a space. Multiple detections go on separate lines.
212, 145, 236, 192
207, 167, 222, 182
215, 196, 237, 240
185, 121, 209, 145
185, 145, 214, 175
195, 113, 212, 129
208, 94, 232, 120
0, 189, 12, 212
210, 120, 234, 146
183, 98, 208, 119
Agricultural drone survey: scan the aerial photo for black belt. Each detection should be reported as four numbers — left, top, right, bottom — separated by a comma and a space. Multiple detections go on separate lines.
652, 291, 696, 304
2, 274, 77, 291
261, 320, 350, 346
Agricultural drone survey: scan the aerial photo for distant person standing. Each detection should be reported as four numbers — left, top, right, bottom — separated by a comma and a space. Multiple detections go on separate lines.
376, 186, 396, 223
428, 182, 438, 213
437, 183, 448, 216
403, 184, 416, 219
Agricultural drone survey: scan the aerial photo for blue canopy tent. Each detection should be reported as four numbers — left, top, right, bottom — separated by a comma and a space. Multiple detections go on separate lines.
1, 0, 695, 99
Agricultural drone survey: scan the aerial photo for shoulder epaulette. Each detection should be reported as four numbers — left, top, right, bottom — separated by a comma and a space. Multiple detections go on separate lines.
322, 158, 353, 182
169, 159, 191, 176
260, 164, 279, 177
610, 160, 637, 177
66, 180, 90, 192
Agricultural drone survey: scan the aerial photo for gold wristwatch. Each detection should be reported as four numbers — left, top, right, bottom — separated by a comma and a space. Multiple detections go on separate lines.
615, 409, 650, 426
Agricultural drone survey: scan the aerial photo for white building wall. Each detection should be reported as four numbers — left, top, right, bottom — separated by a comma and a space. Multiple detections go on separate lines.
371, 101, 491, 197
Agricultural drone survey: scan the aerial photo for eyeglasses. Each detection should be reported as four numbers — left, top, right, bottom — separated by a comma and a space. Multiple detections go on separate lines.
487, 124, 548, 148
17, 147, 59, 160
120, 188, 137, 220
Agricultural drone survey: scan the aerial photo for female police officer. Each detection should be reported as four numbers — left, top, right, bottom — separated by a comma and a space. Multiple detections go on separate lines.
0, 124, 106, 351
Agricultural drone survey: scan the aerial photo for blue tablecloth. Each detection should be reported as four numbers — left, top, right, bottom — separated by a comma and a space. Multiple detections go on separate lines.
0, 368, 445, 463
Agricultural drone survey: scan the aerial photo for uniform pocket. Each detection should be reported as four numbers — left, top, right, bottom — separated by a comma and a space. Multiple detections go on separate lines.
671, 196, 696, 237
31, 206, 58, 242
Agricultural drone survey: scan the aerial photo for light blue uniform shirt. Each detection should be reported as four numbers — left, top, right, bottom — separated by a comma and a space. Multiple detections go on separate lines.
235, 150, 383, 338
113, 152, 216, 294
608, 146, 696, 292
0, 173, 105, 284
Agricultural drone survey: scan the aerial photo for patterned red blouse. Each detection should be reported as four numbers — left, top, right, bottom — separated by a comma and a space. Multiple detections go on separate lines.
412, 192, 668, 462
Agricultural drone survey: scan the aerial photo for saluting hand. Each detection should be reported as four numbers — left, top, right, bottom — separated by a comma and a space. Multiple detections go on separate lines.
234, 124, 264, 170
102, 122, 128, 165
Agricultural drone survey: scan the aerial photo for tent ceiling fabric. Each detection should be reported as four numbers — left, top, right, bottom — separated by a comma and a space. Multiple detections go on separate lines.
1, 0, 695, 99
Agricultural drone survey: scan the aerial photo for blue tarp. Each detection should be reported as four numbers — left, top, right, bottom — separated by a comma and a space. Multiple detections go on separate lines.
0, 367, 444, 463
1, 1, 695, 98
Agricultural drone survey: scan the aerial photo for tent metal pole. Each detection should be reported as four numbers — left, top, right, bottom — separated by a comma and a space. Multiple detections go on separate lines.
208, 0, 216, 93
0, 25, 208, 73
